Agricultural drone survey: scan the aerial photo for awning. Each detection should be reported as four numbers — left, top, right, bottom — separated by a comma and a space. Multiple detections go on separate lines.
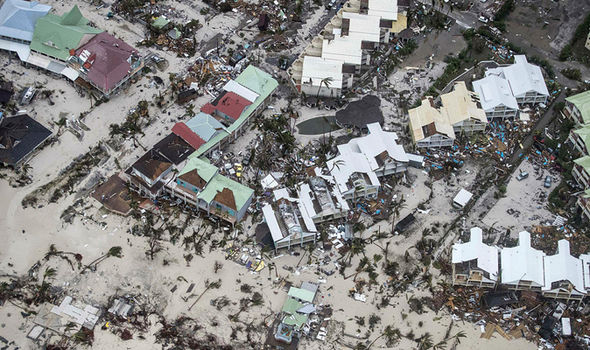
61, 67, 79, 81
0, 38, 30, 61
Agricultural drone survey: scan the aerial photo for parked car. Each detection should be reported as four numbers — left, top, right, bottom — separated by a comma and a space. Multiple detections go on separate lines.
516, 171, 529, 181
478, 16, 489, 23
544, 176, 552, 188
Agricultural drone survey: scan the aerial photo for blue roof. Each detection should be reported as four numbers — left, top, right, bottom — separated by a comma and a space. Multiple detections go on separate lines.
0, 0, 51, 41
185, 112, 228, 142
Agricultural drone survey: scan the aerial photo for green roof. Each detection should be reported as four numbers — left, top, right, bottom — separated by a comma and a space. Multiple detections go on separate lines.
228, 65, 278, 133
188, 66, 277, 158
566, 91, 590, 124
197, 173, 254, 211
152, 16, 170, 29
574, 125, 590, 150
287, 287, 315, 303
583, 189, 590, 198
281, 297, 304, 315
178, 157, 218, 182
30, 5, 102, 60
574, 155, 590, 171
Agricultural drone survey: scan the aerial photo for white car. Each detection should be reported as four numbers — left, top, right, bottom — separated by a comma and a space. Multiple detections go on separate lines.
478, 16, 489, 23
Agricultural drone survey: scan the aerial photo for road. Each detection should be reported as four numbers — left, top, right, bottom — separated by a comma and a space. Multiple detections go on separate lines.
414, 0, 482, 29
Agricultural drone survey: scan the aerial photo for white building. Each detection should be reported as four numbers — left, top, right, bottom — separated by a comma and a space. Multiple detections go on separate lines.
297, 176, 350, 223
300, 56, 344, 98
327, 122, 409, 200
500, 231, 546, 291
262, 189, 318, 250
542, 240, 586, 301
580, 253, 590, 293
472, 74, 519, 120
290, 0, 405, 95
451, 227, 499, 288
486, 55, 549, 105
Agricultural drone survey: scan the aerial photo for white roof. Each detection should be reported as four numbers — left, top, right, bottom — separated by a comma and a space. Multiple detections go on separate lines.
453, 188, 473, 207
261, 174, 279, 189
327, 145, 380, 194
301, 56, 343, 89
262, 203, 283, 243
581, 254, 590, 291
327, 123, 409, 194
472, 74, 518, 112
452, 227, 499, 281
500, 231, 546, 286
0, 37, 30, 61
273, 188, 297, 202
368, 0, 398, 21
321, 36, 362, 65
542, 240, 585, 294
296, 183, 318, 233
297, 183, 317, 218
222, 80, 259, 103
342, 12, 381, 43
349, 122, 409, 169
490, 55, 549, 99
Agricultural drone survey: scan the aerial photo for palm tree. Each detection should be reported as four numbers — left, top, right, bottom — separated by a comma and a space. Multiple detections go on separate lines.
20, 163, 33, 177
81, 246, 123, 273
316, 77, 334, 99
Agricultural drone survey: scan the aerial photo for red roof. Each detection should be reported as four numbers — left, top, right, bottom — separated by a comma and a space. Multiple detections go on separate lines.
200, 91, 251, 121
75, 32, 140, 93
200, 103, 216, 115
171, 122, 205, 150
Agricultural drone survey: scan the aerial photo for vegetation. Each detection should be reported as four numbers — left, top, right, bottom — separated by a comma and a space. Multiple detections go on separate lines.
559, 13, 590, 65
561, 68, 582, 81
492, 0, 515, 32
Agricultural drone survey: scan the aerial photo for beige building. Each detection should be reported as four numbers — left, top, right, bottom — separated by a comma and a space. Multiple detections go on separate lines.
409, 82, 487, 148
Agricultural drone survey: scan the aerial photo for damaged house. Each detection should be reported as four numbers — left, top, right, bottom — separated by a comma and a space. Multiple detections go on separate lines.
484, 55, 549, 106
0, 112, 52, 167
174, 65, 277, 158
409, 82, 487, 148
472, 74, 519, 120
167, 157, 254, 224
542, 240, 586, 301
451, 227, 499, 288
500, 231, 546, 291
452, 230, 590, 301
327, 122, 409, 200
125, 133, 194, 200
68, 32, 144, 97
262, 188, 318, 250
289, 0, 408, 97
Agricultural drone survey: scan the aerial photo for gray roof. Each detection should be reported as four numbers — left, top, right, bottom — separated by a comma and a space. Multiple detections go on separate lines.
185, 112, 227, 142
0, 0, 51, 41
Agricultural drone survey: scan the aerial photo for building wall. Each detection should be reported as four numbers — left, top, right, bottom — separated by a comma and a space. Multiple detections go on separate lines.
564, 101, 585, 126
573, 164, 590, 189
342, 184, 379, 201
453, 119, 486, 134
577, 196, 590, 221
568, 131, 589, 156
515, 91, 548, 105
485, 105, 518, 120
301, 84, 341, 98
416, 134, 454, 148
